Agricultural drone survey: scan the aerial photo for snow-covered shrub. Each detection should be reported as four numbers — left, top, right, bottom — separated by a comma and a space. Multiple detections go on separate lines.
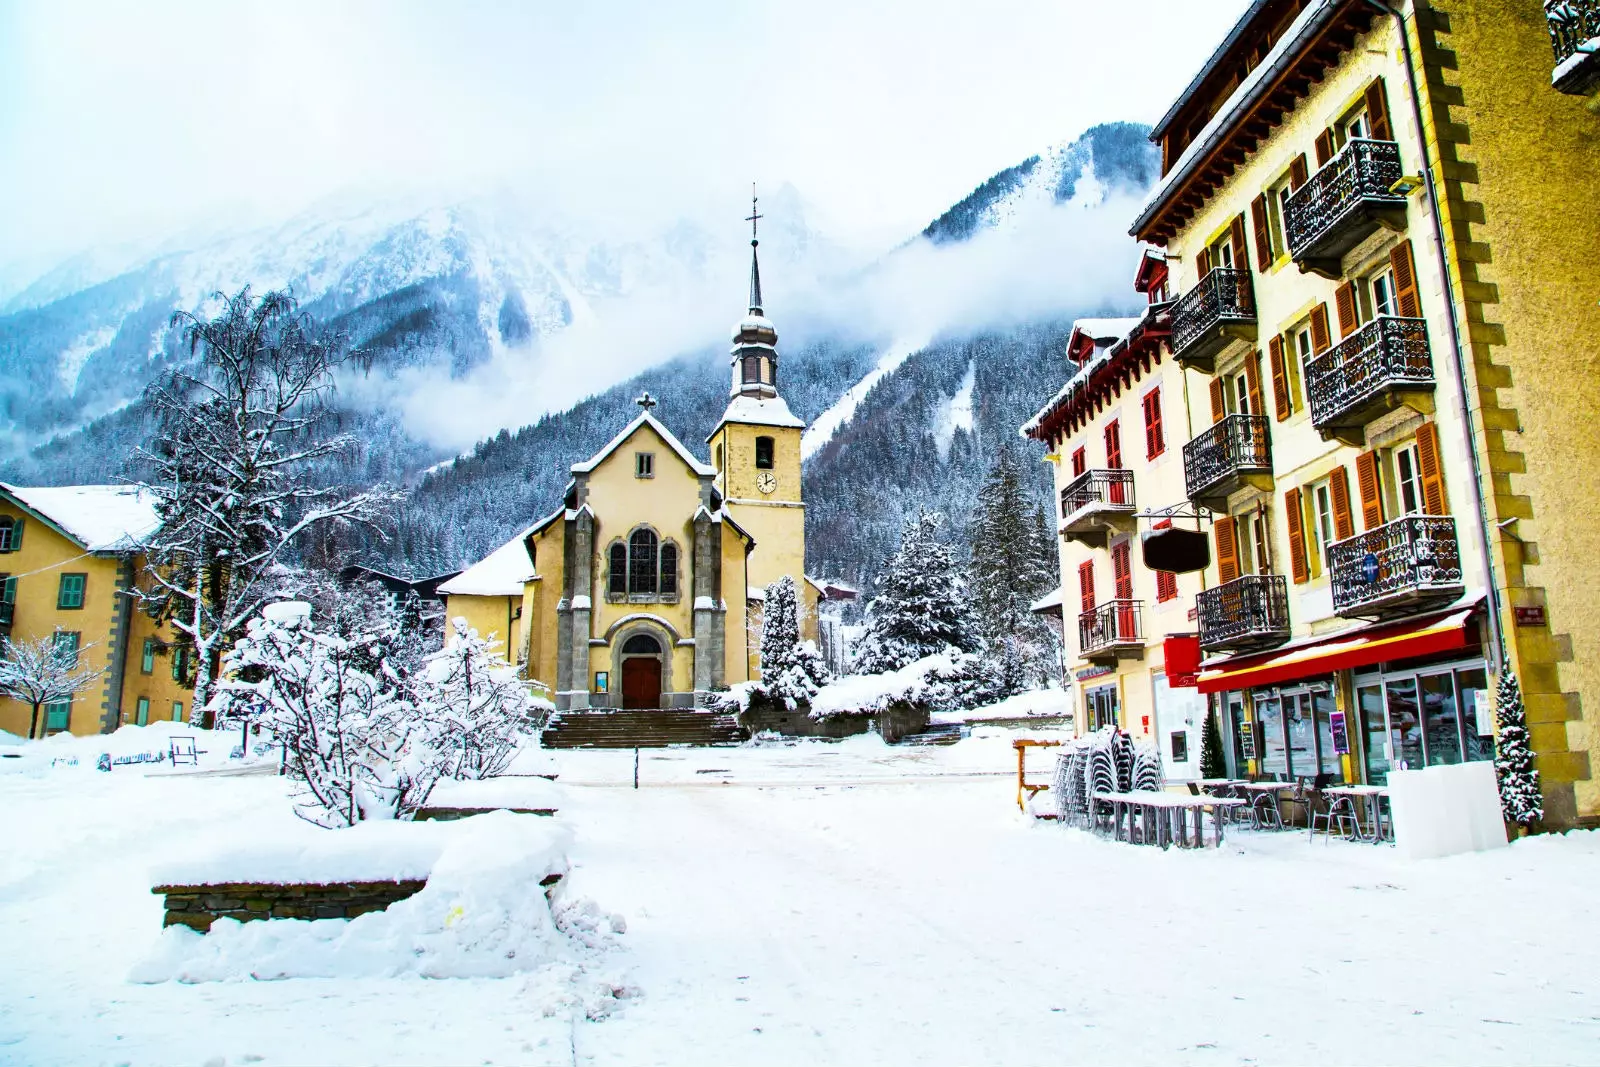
1493, 668, 1542, 828
756, 577, 831, 710
421, 618, 552, 780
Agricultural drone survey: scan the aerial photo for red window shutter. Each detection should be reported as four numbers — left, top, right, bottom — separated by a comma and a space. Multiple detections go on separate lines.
1290, 154, 1309, 190
1156, 569, 1178, 603
1229, 213, 1250, 272
1329, 466, 1355, 541
1143, 389, 1164, 459
1335, 281, 1359, 338
1314, 129, 1335, 166
1104, 419, 1122, 469
1244, 350, 1264, 417
1309, 303, 1332, 354
1416, 422, 1450, 515
1209, 378, 1227, 424
1284, 488, 1309, 585
1268, 335, 1291, 421
1071, 446, 1087, 478
1390, 239, 1421, 318
1250, 194, 1272, 264
1112, 541, 1133, 600
1365, 78, 1393, 141
1356, 450, 1385, 530
1078, 560, 1096, 614
1214, 516, 1240, 585
1196, 246, 1211, 279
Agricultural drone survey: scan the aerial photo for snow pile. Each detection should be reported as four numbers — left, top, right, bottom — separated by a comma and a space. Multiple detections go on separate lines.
149, 816, 473, 887
133, 813, 627, 992
23, 720, 236, 770
427, 775, 564, 811
809, 653, 957, 720
931, 687, 1071, 725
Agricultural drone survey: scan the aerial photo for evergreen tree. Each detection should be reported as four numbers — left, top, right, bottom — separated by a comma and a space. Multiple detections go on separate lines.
855, 511, 980, 674
1493, 667, 1542, 828
757, 576, 831, 709
1200, 710, 1228, 780
967, 445, 1059, 690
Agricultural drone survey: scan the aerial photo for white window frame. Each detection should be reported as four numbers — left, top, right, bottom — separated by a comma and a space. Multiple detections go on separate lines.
1370, 267, 1397, 319
1395, 442, 1423, 516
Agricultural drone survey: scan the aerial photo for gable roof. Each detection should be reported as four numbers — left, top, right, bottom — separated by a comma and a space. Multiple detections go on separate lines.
572, 411, 717, 478
438, 524, 538, 597
0, 482, 161, 553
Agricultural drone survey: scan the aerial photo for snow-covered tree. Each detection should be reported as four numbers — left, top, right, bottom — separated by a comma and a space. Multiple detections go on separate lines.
757, 577, 831, 710
968, 445, 1057, 663
1493, 667, 1542, 829
216, 602, 447, 827
0, 634, 105, 740
854, 511, 981, 675
421, 618, 549, 780
135, 288, 396, 719
1200, 709, 1228, 780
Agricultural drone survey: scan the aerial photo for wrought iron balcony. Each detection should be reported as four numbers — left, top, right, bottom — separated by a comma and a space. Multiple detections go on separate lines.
1169, 268, 1256, 372
1182, 414, 1273, 509
1079, 599, 1145, 663
1284, 139, 1408, 278
1328, 515, 1464, 618
1304, 316, 1435, 445
1547, 0, 1600, 95
1197, 574, 1290, 653
1059, 468, 1136, 547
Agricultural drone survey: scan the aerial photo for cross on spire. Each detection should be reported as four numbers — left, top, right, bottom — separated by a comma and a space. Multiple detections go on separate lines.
745, 183, 762, 248
635, 392, 657, 412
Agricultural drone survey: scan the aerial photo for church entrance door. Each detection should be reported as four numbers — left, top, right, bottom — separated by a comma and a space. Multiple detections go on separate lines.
621, 656, 663, 709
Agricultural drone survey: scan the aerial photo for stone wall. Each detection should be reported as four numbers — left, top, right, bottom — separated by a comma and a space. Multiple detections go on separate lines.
739, 693, 928, 742
154, 880, 427, 932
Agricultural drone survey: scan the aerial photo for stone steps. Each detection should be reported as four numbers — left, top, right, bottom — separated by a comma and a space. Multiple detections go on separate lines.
541, 708, 749, 748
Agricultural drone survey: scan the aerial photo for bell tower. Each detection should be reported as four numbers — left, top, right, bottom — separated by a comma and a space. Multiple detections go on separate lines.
730, 195, 779, 398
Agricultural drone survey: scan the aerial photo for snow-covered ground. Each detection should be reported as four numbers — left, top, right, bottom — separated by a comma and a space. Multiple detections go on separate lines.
4, 724, 1600, 1065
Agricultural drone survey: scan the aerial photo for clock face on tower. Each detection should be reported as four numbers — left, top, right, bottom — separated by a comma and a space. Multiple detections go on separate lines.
756, 472, 777, 495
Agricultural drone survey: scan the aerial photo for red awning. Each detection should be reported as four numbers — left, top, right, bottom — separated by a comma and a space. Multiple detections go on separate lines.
1196, 607, 1476, 694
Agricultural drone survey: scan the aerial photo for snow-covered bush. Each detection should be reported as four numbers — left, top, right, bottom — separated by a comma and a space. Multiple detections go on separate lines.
756, 577, 831, 710
421, 618, 552, 780
854, 512, 981, 675
1493, 668, 1542, 828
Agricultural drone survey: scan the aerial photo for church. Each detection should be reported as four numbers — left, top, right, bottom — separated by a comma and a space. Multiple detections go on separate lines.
440, 213, 833, 711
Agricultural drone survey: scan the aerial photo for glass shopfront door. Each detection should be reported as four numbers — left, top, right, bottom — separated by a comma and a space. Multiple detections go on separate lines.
1251, 682, 1346, 782
1357, 682, 1391, 784
1086, 684, 1120, 731
1363, 659, 1491, 776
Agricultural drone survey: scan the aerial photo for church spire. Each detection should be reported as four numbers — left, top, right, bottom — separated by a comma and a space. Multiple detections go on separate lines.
746, 186, 764, 314
730, 185, 779, 399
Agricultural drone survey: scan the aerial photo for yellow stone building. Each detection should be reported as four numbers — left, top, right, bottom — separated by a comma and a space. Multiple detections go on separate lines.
442, 226, 826, 709
0, 483, 193, 738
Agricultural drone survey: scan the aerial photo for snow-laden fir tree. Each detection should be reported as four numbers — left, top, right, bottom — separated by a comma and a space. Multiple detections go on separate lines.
854, 511, 981, 675
757, 576, 831, 709
421, 617, 551, 779
0, 634, 105, 740
1200, 709, 1228, 780
967, 444, 1059, 693
1493, 667, 1542, 828
136, 289, 396, 719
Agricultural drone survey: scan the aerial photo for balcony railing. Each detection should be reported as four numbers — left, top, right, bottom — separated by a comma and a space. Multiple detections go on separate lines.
1328, 515, 1464, 618
1304, 316, 1435, 443
1183, 414, 1273, 507
1197, 574, 1290, 653
1170, 268, 1256, 370
1547, 0, 1600, 94
1079, 599, 1144, 661
1284, 138, 1407, 277
1059, 468, 1135, 547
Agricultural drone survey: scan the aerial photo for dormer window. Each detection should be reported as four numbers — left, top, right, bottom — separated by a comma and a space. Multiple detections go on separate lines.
755, 436, 775, 470
635, 452, 655, 479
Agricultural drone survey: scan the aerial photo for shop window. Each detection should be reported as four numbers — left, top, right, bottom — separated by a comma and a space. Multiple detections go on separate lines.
1086, 684, 1119, 731
1170, 732, 1189, 762
57, 573, 86, 610
634, 452, 655, 479
755, 436, 775, 470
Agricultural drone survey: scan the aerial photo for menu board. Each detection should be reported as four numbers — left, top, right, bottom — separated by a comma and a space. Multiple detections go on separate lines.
1330, 710, 1350, 755
1239, 722, 1257, 761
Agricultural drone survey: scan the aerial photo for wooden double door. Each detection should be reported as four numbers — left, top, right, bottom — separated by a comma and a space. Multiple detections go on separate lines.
621, 657, 663, 709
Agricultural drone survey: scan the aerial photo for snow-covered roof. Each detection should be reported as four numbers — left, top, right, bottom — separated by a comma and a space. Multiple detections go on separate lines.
1071, 317, 1140, 341
438, 526, 537, 597
0, 482, 160, 553
1030, 586, 1064, 615
710, 394, 805, 436
731, 313, 777, 341
1020, 317, 1139, 439
571, 411, 716, 478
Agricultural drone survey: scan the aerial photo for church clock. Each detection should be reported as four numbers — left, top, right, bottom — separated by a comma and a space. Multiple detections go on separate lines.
756, 472, 777, 495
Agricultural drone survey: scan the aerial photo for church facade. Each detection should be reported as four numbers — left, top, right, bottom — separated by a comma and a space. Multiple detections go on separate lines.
441, 222, 825, 710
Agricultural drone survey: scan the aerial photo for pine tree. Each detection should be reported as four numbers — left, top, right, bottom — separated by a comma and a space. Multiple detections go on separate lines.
1200, 710, 1228, 780
855, 511, 981, 674
1493, 667, 1542, 828
757, 576, 831, 709
967, 445, 1059, 690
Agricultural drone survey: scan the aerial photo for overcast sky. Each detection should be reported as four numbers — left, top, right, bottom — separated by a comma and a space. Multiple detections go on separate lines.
0, 0, 1247, 268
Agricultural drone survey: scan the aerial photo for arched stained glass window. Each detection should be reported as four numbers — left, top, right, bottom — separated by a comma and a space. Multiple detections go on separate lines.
659, 542, 678, 596
628, 529, 658, 595
608, 543, 627, 595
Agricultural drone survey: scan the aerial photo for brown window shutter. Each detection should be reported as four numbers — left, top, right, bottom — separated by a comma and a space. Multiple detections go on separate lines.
1269, 335, 1291, 421
1078, 560, 1096, 614
1335, 281, 1359, 338
1314, 129, 1334, 166
1309, 303, 1332, 353
1416, 421, 1450, 515
1365, 78, 1392, 141
1251, 194, 1272, 264
1215, 515, 1240, 585
1355, 450, 1385, 529
1244, 350, 1264, 418
1390, 239, 1420, 318
1229, 213, 1250, 271
1284, 488, 1309, 584
1290, 154, 1309, 190
1209, 377, 1227, 424
1329, 466, 1355, 541
1196, 246, 1211, 279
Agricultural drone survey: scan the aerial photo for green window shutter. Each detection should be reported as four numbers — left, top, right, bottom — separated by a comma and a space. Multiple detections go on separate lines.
172, 702, 185, 723
136, 698, 150, 726
8, 517, 22, 552
141, 639, 155, 674
57, 573, 85, 610
44, 700, 70, 732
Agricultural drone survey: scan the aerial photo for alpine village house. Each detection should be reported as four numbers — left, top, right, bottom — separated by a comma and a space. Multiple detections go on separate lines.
1025, 0, 1600, 829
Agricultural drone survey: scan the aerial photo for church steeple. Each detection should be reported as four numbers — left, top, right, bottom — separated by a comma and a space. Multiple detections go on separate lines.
731, 187, 779, 399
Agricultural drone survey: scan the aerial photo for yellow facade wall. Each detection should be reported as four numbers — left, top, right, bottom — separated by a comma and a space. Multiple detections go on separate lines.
119, 602, 198, 728
443, 593, 521, 657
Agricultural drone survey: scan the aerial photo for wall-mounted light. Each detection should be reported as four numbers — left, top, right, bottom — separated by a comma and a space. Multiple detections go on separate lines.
1389, 175, 1424, 196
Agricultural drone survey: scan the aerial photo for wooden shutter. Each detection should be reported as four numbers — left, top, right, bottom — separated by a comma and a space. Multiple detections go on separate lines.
1209, 378, 1227, 424
1078, 560, 1096, 613
1143, 389, 1163, 459
1335, 281, 1359, 338
1389, 239, 1420, 318
1196, 246, 1211, 279
1309, 303, 1332, 353
1290, 154, 1309, 190
1104, 419, 1122, 469
1215, 516, 1240, 585
1365, 78, 1392, 141
1314, 129, 1335, 166
1071, 446, 1086, 478
1250, 194, 1272, 264
8, 517, 22, 552
1284, 488, 1309, 584
1416, 421, 1450, 515
1329, 466, 1355, 541
1229, 213, 1250, 271
1268, 335, 1291, 421
1244, 350, 1264, 418
1112, 541, 1133, 600
1355, 450, 1385, 529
